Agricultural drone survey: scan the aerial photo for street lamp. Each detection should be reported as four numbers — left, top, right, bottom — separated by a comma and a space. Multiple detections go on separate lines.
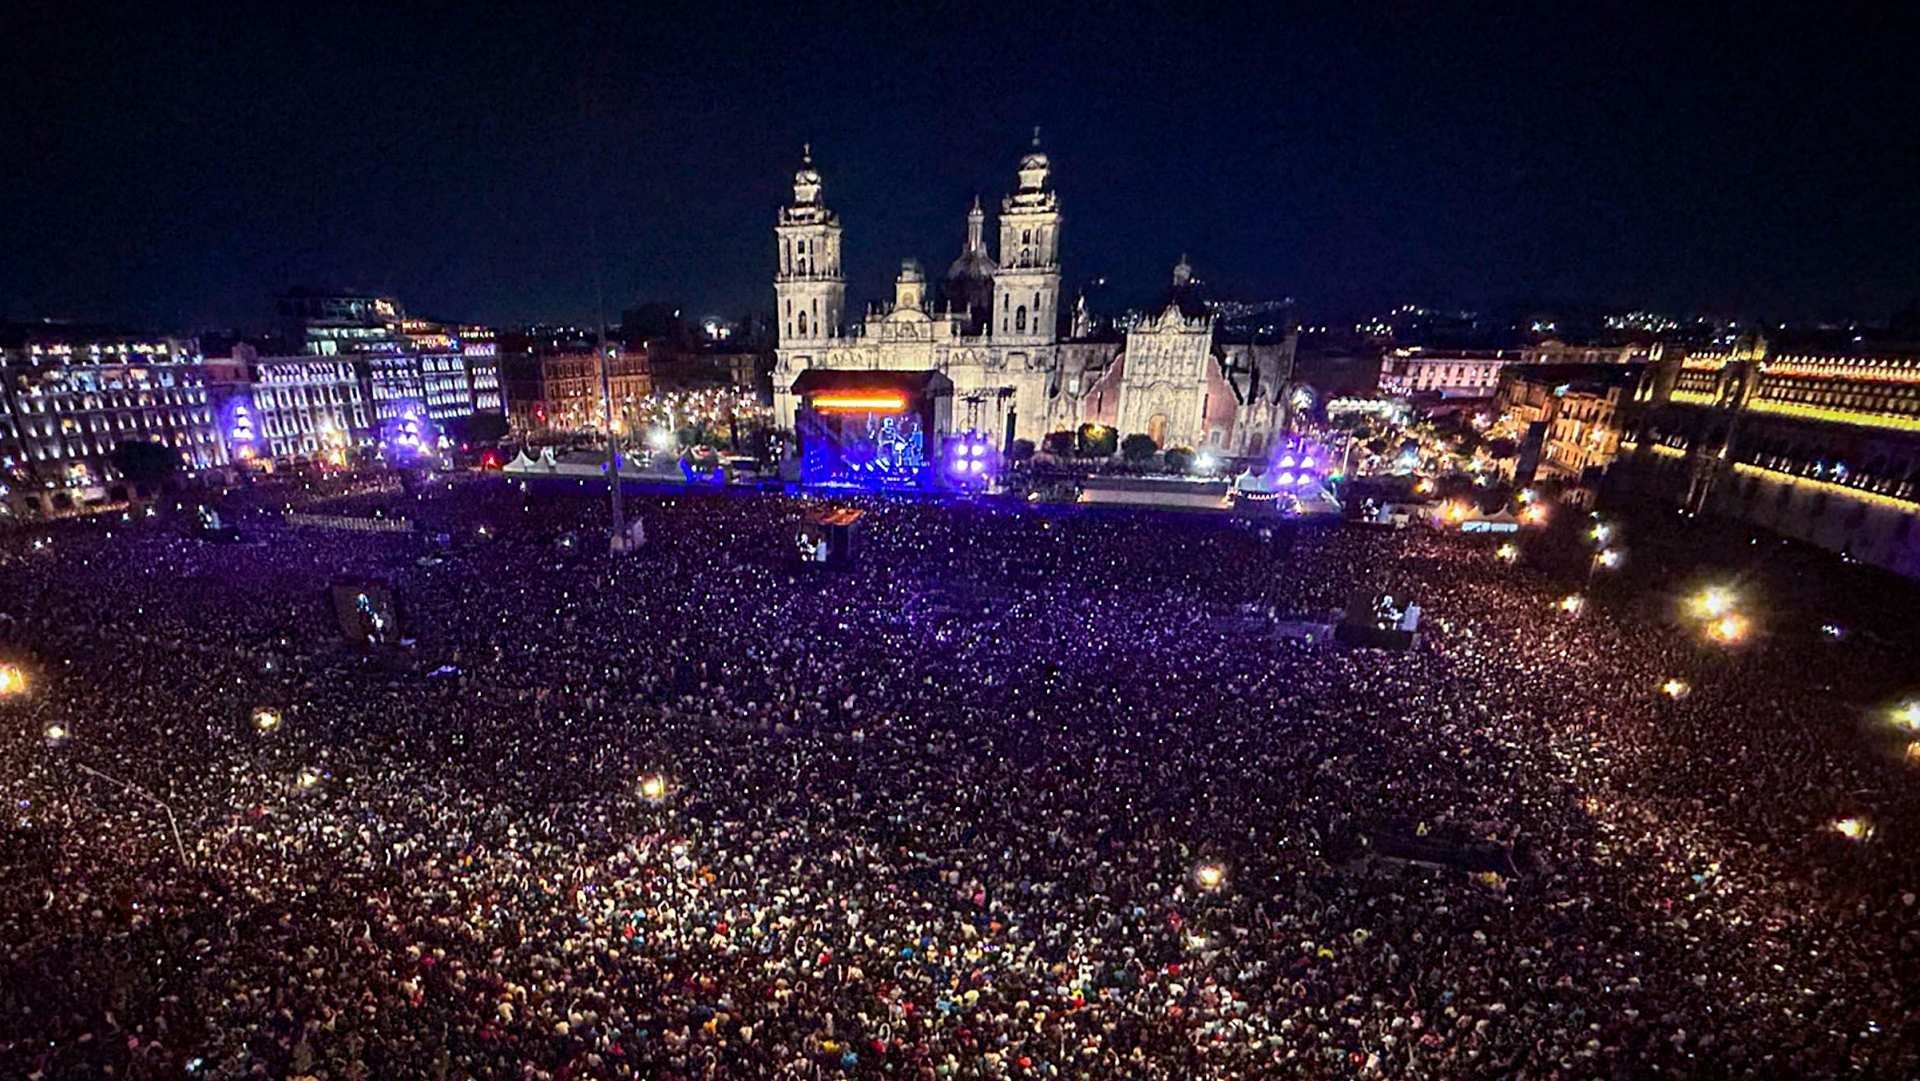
1706, 613, 1748, 644
1692, 587, 1735, 619
639, 773, 670, 802
1893, 701, 1920, 732
1832, 816, 1873, 842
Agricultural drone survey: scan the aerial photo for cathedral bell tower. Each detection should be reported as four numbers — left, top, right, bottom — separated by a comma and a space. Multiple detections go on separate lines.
774, 144, 845, 350
992, 128, 1062, 344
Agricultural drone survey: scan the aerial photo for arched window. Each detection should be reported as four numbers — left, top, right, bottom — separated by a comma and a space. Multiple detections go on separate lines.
797, 311, 808, 336
1015, 306, 1027, 333
1022, 229, 1031, 244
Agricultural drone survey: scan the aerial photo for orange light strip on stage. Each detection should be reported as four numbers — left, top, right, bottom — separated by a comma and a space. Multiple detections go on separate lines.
812, 394, 906, 412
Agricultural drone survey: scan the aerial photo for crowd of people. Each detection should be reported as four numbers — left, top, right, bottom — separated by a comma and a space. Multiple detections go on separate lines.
2, 473, 1917, 1079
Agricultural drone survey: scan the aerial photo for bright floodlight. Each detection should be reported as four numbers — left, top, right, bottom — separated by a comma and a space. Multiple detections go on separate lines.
639, 773, 669, 801
646, 428, 675, 452
0, 664, 24, 696
1559, 594, 1584, 615
1832, 817, 1871, 841
1895, 701, 1920, 732
297, 769, 321, 790
1195, 451, 1218, 472
1708, 613, 1748, 644
1591, 523, 1612, 544
252, 708, 281, 732
1661, 679, 1690, 699
1494, 543, 1518, 562
44, 724, 68, 743
1522, 505, 1547, 525
1694, 587, 1735, 619
1597, 548, 1622, 569
1194, 861, 1227, 891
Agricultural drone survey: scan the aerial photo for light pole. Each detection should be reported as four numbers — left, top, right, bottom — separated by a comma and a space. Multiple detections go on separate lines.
70, 760, 193, 868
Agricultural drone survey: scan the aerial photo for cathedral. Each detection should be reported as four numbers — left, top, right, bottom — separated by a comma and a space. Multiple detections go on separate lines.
772, 136, 1297, 455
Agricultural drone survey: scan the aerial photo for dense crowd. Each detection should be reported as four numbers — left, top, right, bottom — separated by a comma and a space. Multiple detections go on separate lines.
2, 474, 1918, 1079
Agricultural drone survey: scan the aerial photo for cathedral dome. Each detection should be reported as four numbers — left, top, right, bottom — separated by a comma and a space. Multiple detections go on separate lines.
946, 247, 998, 282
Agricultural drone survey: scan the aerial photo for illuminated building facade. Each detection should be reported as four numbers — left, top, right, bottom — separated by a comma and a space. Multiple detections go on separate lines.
0, 329, 228, 514
1490, 363, 1643, 497
463, 329, 503, 416
365, 353, 424, 424
245, 351, 375, 461
1619, 335, 1920, 577
1379, 343, 1645, 400
770, 140, 1296, 455
1379, 348, 1521, 398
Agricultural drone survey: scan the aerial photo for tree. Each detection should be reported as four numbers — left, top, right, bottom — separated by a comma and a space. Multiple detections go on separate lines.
447, 413, 509, 445
1076, 423, 1117, 459
1163, 447, 1194, 473
110, 440, 182, 495
1008, 438, 1036, 463
1041, 431, 1075, 457
1120, 433, 1159, 465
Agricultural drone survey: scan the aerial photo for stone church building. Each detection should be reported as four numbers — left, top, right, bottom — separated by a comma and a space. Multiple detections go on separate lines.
772, 137, 1296, 455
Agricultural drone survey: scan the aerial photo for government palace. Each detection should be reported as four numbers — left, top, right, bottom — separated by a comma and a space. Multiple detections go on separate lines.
771, 136, 1297, 453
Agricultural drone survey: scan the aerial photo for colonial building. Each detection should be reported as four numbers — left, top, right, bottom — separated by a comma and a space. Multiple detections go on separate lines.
1618, 335, 1920, 578
0, 327, 228, 514
771, 138, 1296, 455
1490, 362, 1644, 498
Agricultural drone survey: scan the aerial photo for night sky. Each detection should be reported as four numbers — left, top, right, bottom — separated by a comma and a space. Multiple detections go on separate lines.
3, 3, 1915, 331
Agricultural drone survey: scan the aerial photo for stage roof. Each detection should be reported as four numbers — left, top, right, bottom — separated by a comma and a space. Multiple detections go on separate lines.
790, 368, 954, 397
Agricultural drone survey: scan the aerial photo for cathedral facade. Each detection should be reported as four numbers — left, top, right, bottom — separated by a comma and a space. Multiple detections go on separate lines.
772, 139, 1297, 455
